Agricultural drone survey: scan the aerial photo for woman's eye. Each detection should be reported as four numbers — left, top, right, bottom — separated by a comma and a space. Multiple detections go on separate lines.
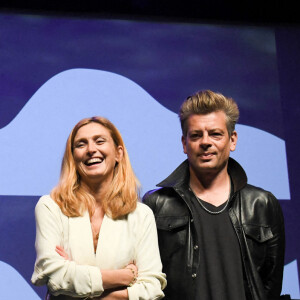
75, 143, 84, 148
96, 139, 105, 144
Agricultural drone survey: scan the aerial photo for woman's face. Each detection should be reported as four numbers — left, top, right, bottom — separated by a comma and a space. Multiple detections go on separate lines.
73, 122, 123, 185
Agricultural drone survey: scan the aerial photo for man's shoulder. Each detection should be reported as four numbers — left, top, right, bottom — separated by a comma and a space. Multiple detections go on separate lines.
240, 183, 277, 204
143, 187, 177, 207
143, 187, 189, 215
238, 185, 285, 242
238, 184, 283, 223
143, 186, 176, 199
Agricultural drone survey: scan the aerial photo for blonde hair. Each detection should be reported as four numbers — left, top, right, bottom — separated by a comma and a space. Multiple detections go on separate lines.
51, 117, 140, 219
179, 90, 239, 136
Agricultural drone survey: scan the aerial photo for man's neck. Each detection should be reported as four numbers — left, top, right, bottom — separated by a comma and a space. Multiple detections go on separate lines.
189, 166, 231, 206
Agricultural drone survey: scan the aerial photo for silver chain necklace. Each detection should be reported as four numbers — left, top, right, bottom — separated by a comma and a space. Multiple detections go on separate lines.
189, 186, 230, 215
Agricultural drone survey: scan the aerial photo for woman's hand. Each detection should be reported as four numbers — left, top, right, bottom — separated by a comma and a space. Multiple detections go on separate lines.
99, 288, 128, 299
101, 261, 138, 289
54, 247, 136, 292
124, 262, 138, 286
55, 245, 70, 260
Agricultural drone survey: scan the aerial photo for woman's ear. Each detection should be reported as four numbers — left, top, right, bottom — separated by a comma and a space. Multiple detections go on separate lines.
115, 146, 124, 163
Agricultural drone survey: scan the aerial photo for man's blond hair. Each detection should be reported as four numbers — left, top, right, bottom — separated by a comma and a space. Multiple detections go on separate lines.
179, 90, 239, 136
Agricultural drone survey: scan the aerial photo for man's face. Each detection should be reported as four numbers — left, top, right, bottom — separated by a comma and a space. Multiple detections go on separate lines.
182, 111, 237, 176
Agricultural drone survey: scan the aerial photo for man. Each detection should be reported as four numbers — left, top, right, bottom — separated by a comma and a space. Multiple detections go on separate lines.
143, 90, 285, 300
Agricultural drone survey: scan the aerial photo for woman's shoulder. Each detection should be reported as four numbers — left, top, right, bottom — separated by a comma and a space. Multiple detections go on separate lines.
137, 201, 154, 212
35, 195, 62, 214
126, 203, 158, 237
130, 202, 155, 219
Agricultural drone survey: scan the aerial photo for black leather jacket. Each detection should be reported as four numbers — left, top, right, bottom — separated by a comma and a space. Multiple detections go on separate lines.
143, 158, 285, 300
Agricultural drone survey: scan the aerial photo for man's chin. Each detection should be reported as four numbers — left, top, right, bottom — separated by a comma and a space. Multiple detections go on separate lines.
197, 161, 215, 169
190, 162, 216, 173
196, 161, 229, 175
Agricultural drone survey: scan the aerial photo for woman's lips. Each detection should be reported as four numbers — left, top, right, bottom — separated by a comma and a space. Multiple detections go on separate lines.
85, 157, 103, 166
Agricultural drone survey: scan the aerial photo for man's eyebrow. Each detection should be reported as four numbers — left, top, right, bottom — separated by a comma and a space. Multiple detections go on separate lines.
208, 128, 224, 132
188, 130, 202, 134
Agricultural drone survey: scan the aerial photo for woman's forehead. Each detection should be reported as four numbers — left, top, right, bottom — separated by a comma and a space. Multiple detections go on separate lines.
74, 122, 111, 140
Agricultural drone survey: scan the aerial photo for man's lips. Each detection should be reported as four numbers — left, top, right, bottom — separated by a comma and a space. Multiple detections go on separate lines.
84, 157, 103, 166
198, 152, 215, 159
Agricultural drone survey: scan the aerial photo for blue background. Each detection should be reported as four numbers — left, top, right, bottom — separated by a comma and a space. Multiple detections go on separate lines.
0, 12, 299, 299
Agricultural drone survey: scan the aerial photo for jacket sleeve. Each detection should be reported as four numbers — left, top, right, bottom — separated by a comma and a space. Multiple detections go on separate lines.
127, 204, 166, 300
261, 193, 285, 298
31, 196, 103, 298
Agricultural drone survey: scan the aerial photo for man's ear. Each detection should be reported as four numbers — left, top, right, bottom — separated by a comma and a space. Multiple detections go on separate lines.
230, 131, 238, 152
182, 135, 187, 154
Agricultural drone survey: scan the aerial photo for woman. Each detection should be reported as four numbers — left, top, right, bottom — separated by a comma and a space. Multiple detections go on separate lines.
31, 116, 166, 299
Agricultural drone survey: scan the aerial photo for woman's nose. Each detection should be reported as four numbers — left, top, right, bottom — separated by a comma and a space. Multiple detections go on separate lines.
87, 142, 97, 153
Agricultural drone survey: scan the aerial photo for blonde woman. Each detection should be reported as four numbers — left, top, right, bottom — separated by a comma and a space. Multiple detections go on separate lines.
31, 117, 166, 299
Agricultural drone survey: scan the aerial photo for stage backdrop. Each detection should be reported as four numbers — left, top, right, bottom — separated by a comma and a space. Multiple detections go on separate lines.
0, 12, 299, 299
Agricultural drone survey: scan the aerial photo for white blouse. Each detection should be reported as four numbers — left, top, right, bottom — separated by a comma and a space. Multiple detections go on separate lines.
31, 195, 166, 299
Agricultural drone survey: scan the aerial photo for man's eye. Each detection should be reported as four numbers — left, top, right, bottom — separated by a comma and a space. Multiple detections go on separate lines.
190, 134, 200, 139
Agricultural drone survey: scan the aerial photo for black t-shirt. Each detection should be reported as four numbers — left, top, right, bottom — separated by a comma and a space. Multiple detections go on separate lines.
189, 184, 247, 300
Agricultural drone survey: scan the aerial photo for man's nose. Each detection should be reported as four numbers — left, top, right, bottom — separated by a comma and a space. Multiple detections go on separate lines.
200, 134, 211, 148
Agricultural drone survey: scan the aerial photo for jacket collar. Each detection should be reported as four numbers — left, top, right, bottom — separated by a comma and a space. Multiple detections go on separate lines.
157, 157, 247, 193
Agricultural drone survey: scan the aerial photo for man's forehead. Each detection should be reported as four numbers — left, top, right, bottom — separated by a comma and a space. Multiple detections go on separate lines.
187, 112, 227, 126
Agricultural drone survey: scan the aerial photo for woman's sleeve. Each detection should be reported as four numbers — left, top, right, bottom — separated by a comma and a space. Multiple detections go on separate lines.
31, 196, 104, 298
127, 204, 167, 300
